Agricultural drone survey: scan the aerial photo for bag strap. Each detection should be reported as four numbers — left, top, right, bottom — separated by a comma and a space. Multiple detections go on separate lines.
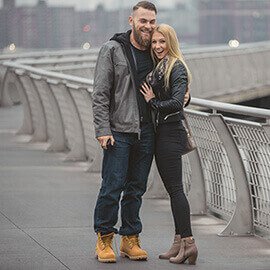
183, 111, 193, 136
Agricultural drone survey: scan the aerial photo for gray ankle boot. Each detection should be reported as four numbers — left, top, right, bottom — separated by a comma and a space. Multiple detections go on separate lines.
169, 237, 198, 265
159, 235, 181, 260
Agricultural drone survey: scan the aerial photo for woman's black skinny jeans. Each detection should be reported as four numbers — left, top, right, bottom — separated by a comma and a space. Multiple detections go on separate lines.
155, 121, 192, 238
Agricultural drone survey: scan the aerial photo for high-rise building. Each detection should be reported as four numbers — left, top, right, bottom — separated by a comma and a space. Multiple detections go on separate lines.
159, 0, 199, 45
199, 0, 270, 44
1, 0, 269, 49
3, 0, 15, 9
0, 0, 17, 48
50, 7, 76, 48
0, 0, 76, 49
35, 0, 51, 48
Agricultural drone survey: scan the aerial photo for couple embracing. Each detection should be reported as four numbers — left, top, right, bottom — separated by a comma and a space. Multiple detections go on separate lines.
92, 1, 198, 265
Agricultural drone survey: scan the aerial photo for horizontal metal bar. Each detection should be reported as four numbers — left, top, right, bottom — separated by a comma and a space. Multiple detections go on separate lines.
190, 97, 270, 119
4, 61, 93, 86
46, 63, 95, 71
0, 48, 99, 61
183, 41, 270, 55
17, 55, 97, 65
223, 117, 262, 127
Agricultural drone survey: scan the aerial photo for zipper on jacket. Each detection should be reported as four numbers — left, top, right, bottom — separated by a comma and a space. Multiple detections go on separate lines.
138, 129, 141, 140
164, 111, 180, 121
156, 111, 159, 127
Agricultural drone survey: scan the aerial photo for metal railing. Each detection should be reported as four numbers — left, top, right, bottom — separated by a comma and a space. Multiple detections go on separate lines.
0, 48, 99, 61
185, 99, 270, 236
2, 56, 270, 238
16, 55, 97, 67
0, 48, 98, 106
2, 42, 270, 107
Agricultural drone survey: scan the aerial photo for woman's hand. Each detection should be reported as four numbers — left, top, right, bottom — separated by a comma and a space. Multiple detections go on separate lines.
140, 82, 155, 103
184, 86, 190, 106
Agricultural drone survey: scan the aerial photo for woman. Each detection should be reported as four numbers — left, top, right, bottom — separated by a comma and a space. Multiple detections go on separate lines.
140, 24, 198, 265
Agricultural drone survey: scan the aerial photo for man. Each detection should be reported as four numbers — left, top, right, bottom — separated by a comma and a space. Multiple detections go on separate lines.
92, 1, 189, 263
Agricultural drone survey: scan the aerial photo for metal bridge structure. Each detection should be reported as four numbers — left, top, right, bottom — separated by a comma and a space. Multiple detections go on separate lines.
0, 42, 269, 242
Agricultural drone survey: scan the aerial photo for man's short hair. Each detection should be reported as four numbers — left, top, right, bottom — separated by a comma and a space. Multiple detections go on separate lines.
133, 1, 157, 14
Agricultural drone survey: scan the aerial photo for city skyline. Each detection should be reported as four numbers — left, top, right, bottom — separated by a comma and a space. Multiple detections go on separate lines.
1, 0, 269, 49
0, 0, 176, 10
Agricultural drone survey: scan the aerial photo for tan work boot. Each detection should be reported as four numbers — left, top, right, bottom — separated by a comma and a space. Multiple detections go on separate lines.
95, 232, 116, 263
120, 235, 148, 260
159, 234, 181, 259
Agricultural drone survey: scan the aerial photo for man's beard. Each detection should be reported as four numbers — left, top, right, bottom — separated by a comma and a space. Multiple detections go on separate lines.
133, 23, 151, 48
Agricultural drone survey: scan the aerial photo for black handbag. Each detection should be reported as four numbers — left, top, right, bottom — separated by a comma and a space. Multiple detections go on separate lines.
182, 113, 197, 155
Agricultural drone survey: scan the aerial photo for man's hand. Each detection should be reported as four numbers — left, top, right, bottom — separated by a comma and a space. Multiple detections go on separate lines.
184, 86, 190, 106
97, 135, 115, 150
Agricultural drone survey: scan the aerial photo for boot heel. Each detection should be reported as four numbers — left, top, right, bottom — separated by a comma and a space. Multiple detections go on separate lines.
188, 253, 198, 265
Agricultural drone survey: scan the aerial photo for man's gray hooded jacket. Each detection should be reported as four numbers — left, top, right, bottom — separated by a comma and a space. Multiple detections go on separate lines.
92, 31, 142, 138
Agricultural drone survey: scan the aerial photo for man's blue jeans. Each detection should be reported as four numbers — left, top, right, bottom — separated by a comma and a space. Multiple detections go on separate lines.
94, 123, 154, 235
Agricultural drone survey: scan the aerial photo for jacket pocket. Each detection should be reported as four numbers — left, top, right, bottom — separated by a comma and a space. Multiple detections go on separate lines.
114, 61, 129, 78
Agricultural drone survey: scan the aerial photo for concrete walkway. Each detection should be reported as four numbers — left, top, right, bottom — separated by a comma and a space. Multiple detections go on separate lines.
0, 105, 270, 270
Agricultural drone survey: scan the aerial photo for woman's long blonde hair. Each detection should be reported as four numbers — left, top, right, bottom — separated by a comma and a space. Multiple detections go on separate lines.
151, 24, 192, 89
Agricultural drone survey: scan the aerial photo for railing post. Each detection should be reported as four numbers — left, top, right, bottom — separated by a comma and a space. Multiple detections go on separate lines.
63, 83, 87, 161
210, 114, 254, 236
0, 66, 7, 106
187, 150, 207, 215
263, 122, 270, 139
86, 144, 103, 173
0, 68, 14, 106
19, 74, 47, 142
31, 75, 66, 152
13, 70, 33, 135
48, 81, 86, 161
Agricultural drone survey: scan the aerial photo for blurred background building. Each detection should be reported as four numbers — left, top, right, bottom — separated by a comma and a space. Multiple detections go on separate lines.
199, 0, 270, 44
0, 0, 270, 49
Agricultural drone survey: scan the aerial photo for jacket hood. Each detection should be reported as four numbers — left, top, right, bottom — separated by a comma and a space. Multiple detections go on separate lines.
110, 30, 131, 45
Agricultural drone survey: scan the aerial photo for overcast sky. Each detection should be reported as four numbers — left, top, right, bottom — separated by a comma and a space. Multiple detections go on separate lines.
0, 0, 176, 10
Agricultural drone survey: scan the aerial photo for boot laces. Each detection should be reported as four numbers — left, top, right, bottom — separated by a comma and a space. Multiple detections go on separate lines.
127, 235, 140, 249
99, 233, 114, 249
